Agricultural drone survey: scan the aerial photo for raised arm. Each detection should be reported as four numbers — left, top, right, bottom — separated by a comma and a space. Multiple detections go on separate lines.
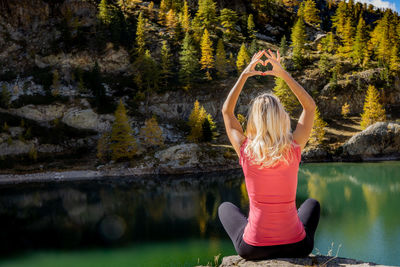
263, 49, 316, 150
222, 50, 264, 156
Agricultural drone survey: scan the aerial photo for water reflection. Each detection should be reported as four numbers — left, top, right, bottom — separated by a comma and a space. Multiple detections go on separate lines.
0, 162, 399, 265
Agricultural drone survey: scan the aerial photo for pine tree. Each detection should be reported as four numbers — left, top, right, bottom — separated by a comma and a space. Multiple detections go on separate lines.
200, 29, 214, 80
273, 74, 299, 115
202, 113, 217, 142
188, 100, 201, 129
303, 0, 320, 27
158, 0, 170, 25
297, 1, 305, 19
188, 101, 207, 142
181, 0, 190, 32
249, 39, 258, 57
341, 102, 350, 118
369, 11, 392, 63
160, 40, 172, 88
309, 107, 327, 145
360, 85, 386, 129
352, 16, 367, 64
290, 18, 307, 69
142, 49, 159, 92
136, 11, 146, 55
318, 32, 336, 53
247, 14, 256, 39
110, 99, 138, 161
215, 38, 228, 78
179, 32, 199, 90
98, 0, 113, 25
236, 43, 250, 73
139, 115, 165, 147
219, 8, 239, 41
280, 35, 288, 56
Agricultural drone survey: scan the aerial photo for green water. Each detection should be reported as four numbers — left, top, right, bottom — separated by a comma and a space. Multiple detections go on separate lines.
0, 162, 399, 266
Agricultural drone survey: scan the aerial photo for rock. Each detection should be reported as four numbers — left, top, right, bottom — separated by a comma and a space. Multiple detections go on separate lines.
218, 255, 392, 267
155, 143, 201, 173
61, 108, 114, 132
0, 140, 34, 157
342, 122, 400, 160
6, 103, 67, 123
301, 146, 331, 162
8, 127, 24, 138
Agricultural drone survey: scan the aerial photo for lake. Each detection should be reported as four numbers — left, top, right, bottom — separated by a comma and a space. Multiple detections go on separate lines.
0, 162, 399, 266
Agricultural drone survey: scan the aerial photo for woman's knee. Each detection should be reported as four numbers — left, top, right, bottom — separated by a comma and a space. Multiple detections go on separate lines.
218, 201, 234, 219
304, 198, 320, 212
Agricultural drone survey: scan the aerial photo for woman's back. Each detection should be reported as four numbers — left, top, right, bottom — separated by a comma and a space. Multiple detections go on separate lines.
239, 137, 306, 246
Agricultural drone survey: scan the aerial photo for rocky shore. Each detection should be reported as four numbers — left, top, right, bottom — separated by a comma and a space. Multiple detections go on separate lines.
200, 255, 394, 267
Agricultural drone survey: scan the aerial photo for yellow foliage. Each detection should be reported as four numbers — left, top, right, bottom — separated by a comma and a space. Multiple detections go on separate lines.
236, 43, 250, 73
139, 116, 165, 147
360, 85, 386, 129
187, 100, 215, 142
200, 29, 214, 79
341, 102, 350, 118
309, 107, 327, 145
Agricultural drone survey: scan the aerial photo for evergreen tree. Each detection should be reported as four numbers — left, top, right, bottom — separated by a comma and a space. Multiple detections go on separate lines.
290, 18, 307, 69
142, 49, 159, 92
297, 1, 305, 19
136, 11, 146, 55
219, 8, 239, 41
139, 115, 165, 147
187, 100, 207, 142
215, 38, 228, 78
309, 107, 327, 145
303, 0, 320, 27
352, 16, 367, 64
160, 40, 172, 89
318, 32, 336, 53
279, 35, 288, 56
181, 0, 190, 32
247, 14, 256, 39
360, 85, 386, 129
98, 0, 113, 25
236, 43, 250, 74
158, 0, 170, 25
179, 32, 199, 90
202, 113, 217, 142
110, 99, 138, 161
249, 39, 258, 56
369, 11, 392, 62
200, 29, 214, 80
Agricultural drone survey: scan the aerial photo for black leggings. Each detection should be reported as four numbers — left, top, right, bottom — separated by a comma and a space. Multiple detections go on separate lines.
218, 198, 320, 261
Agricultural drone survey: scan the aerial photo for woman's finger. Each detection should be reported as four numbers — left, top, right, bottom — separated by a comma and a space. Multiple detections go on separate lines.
251, 59, 264, 70
268, 49, 276, 60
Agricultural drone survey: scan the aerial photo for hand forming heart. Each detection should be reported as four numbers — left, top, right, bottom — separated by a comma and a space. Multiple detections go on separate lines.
242, 49, 286, 78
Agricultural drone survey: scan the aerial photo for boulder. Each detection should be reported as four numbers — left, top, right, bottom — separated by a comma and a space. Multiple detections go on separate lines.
342, 122, 400, 160
7, 104, 67, 123
216, 255, 391, 267
61, 108, 114, 132
0, 140, 34, 157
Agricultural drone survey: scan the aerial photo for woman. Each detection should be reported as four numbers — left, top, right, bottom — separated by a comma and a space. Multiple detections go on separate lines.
219, 49, 320, 260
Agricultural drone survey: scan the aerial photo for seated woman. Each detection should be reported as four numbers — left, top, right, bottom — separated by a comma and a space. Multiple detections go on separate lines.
219, 49, 320, 261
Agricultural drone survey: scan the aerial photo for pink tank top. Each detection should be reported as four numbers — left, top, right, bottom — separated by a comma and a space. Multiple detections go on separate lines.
239, 137, 306, 246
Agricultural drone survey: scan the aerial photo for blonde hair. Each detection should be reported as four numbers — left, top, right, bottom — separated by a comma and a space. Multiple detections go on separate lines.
244, 93, 295, 168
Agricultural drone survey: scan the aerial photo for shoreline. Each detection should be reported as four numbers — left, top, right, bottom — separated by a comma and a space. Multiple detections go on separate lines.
1, 156, 400, 185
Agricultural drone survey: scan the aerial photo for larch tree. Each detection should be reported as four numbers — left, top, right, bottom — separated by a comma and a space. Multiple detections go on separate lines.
360, 85, 386, 129
110, 99, 138, 161
158, 0, 171, 25
280, 35, 288, 56
352, 16, 367, 64
390, 44, 400, 72
318, 32, 336, 53
236, 43, 250, 74
194, 0, 217, 31
139, 115, 165, 147
166, 9, 178, 36
135, 11, 146, 56
215, 38, 228, 78
297, 1, 305, 19
247, 14, 256, 40
331, 0, 348, 37
338, 17, 354, 57
303, 0, 320, 27
200, 28, 214, 80
341, 102, 350, 118
98, 0, 113, 25
290, 18, 307, 69
309, 107, 327, 145
187, 100, 207, 142
179, 32, 199, 90
160, 40, 172, 89
181, 0, 190, 32
202, 113, 217, 142
273, 70, 300, 115
219, 8, 239, 41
